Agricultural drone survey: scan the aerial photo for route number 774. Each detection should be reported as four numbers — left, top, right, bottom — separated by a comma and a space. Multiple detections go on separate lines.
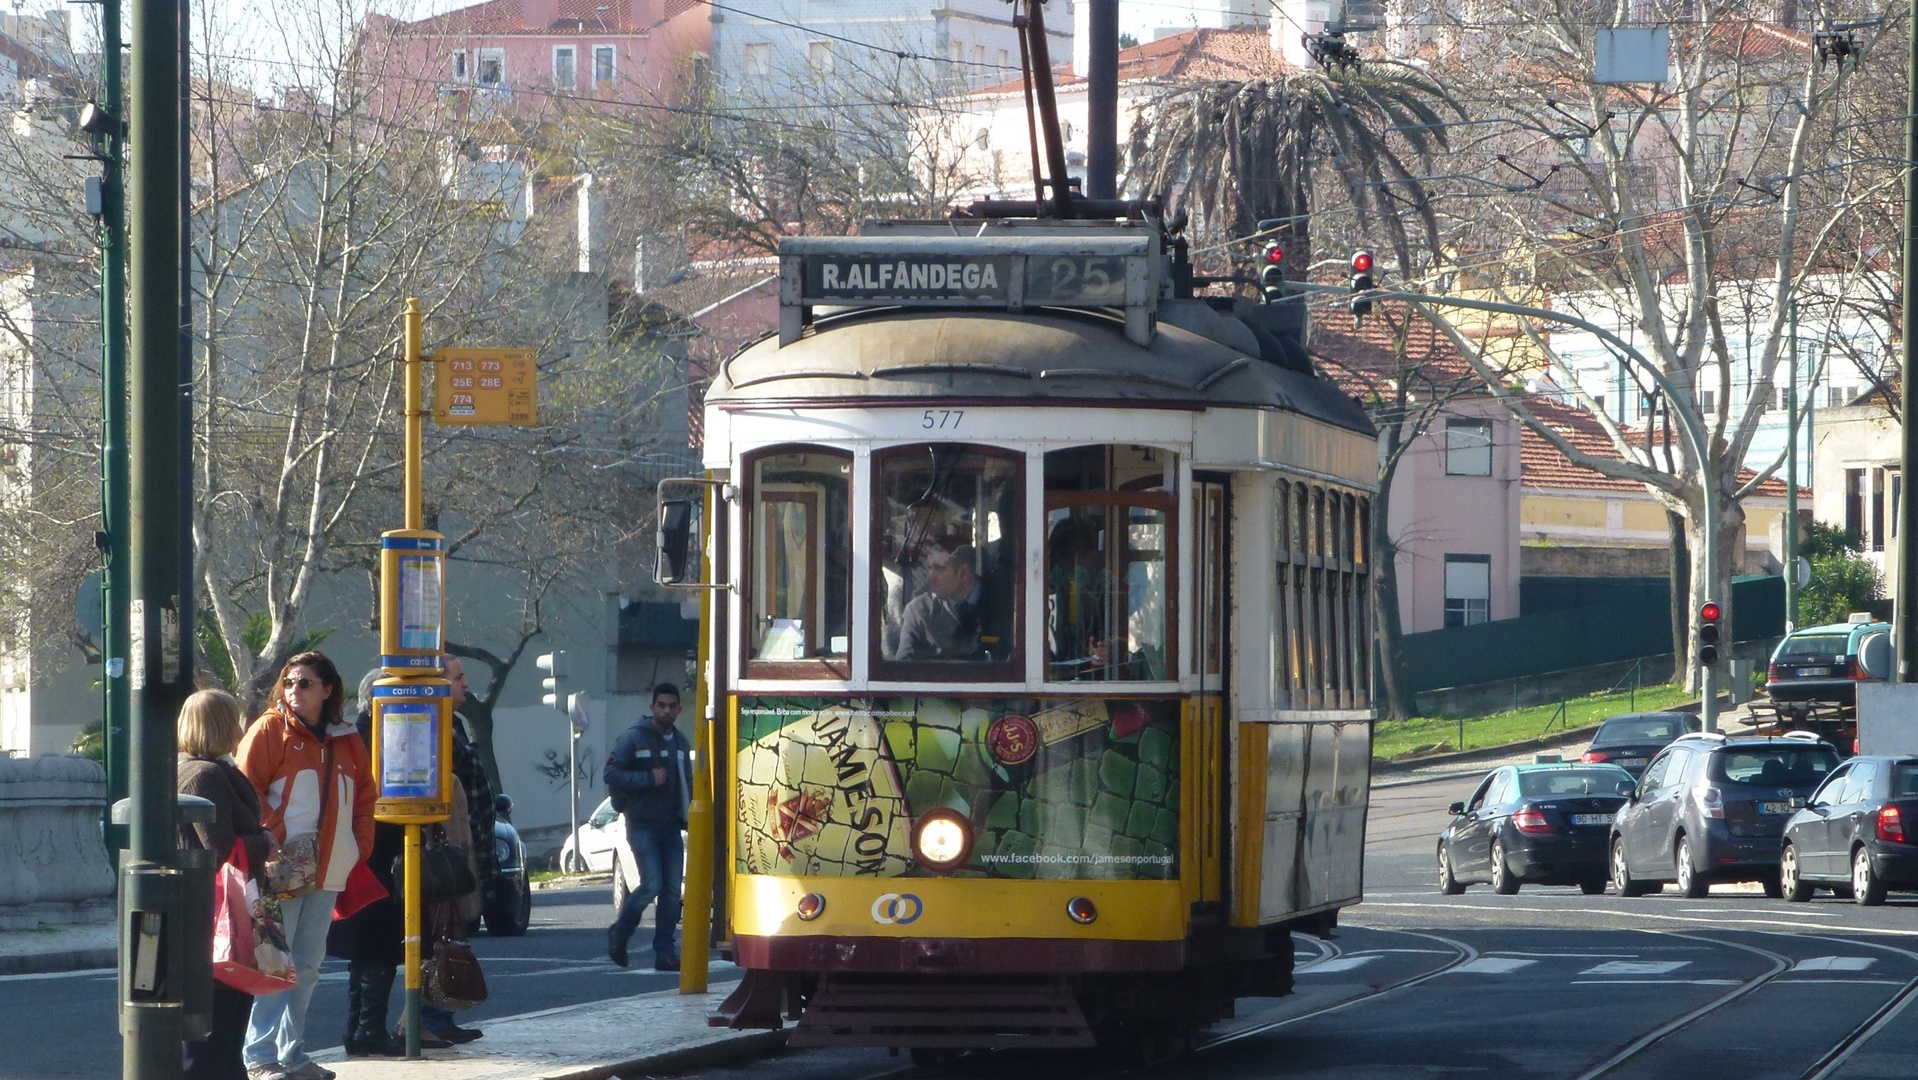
922, 409, 964, 429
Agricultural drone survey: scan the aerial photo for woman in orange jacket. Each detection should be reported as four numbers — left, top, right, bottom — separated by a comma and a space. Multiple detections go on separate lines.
235, 651, 375, 1080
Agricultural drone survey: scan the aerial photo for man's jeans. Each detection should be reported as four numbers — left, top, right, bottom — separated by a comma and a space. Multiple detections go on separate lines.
610, 825, 683, 960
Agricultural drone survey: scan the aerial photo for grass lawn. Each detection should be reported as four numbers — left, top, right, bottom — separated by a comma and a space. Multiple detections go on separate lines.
1372, 682, 1695, 761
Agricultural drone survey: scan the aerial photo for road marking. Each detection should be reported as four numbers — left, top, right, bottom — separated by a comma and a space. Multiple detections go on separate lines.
1298, 956, 1378, 973
1360, 900, 1918, 937
1681, 907, 1846, 918
1453, 957, 1536, 974
495, 964, 612, 978
1570, 979, 1743, 985
1774, 978, 1909, 985
1484, 952, 1640, 958
1581, 960, 1689, 976
1345, 949, 1458, 955
1794, 956, 1877, 972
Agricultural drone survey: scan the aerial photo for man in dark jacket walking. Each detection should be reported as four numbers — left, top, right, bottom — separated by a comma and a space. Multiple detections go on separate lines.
604, 683, 692, 971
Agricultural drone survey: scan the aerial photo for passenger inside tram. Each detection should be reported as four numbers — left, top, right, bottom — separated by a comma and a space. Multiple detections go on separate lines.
893, 542, 1012, 661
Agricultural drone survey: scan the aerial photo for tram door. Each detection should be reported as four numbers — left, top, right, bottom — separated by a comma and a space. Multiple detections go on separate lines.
1191, 476, 1229, 906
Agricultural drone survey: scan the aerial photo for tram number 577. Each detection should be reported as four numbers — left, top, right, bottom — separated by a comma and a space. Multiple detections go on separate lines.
922, 409, 964, 430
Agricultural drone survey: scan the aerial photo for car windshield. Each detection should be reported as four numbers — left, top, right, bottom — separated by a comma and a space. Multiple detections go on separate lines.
1709, 747, 1839, 786
1518, 769, 1633, 797
1595, 716, 1686, 745
1893, 764, 1918, 798
1775, 634, 1848, 661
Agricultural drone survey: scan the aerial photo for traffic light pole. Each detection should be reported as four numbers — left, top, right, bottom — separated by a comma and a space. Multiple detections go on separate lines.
1897, 1, 1918, 684
99, 0, 130, 853
1296, 281, 1722, 730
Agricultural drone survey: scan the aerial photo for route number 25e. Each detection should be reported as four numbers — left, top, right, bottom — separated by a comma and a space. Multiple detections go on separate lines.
922, 409, 964, 429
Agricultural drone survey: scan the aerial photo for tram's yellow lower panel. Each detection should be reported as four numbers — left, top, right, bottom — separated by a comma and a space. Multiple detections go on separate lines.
733, 874, 1188, 941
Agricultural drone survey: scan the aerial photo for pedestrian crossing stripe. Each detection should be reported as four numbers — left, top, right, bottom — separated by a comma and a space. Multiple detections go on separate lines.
1793, 956, 1876, 972
1300, 956, 1378, 973
1454, 958, 1537, 974
1580, 960, 1689, 976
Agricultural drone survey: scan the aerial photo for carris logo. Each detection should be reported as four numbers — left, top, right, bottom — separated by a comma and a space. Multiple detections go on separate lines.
870, 893, 923, 925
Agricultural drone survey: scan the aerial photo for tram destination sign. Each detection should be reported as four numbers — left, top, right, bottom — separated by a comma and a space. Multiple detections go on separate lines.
780, 233, 1159, 346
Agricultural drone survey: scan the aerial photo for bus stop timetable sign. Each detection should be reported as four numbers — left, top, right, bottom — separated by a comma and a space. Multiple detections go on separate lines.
433, 347, 537, 426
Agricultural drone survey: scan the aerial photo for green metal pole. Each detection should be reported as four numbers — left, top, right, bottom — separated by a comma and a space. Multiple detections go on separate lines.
123, 0, 189, 1074
1786, 301, 1800, 631
1899, 3, 1918, 683
100, 0, 130, 853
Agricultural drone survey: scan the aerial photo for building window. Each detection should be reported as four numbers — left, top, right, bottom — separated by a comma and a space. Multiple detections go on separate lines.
593, 44, 616, 87
1444, 555, 1491, 628
1829, 384, 1857, 407
452, 49, 468, 81
553, 45, 576, 89
1698, 388, 1716, 413
1445, 418, 1493, 476
808, 40, 834, 73
744, 42, 771, 77
477, 48, 504, 86
1846, 468, 1864, 541
998, 48, 1011, 69
972, 43, 986, 65
950, 40, 964, 63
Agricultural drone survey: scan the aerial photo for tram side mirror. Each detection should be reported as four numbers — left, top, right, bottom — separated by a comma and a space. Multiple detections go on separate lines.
655, 498, 696, 585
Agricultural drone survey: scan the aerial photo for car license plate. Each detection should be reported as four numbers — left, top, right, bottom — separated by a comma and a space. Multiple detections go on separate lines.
1618, 757, 1646, 768
1759, 801, 1794, 815
1796, 667, 1830, 677
1571, 813, 1614, 826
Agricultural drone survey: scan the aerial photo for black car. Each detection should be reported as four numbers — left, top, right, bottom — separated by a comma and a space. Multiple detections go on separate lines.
1780, 755, 1918, 905
1439, 763, 1637, 895
483, 793, 532, 936
1581, 712, 1701, 778
1611, 732, 1841, 899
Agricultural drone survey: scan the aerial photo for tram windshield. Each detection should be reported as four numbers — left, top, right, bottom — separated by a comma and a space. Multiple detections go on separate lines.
749, 448, 851, 669
874, 444, 1021, 674
1044, 446, 1176, 681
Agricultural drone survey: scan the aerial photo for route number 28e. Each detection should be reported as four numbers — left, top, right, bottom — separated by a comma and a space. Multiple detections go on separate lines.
922, 409, 964, 429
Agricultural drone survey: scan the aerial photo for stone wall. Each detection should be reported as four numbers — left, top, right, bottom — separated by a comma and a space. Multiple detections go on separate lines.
0, 755, 115, 929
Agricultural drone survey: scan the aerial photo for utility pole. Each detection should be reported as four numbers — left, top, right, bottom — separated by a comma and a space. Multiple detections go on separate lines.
98, 0, 130, 853
123, 0, 192, 1074
1785, 300, 1800, 631
1899, 5, 1918, 682
1083, 0, 1118, 200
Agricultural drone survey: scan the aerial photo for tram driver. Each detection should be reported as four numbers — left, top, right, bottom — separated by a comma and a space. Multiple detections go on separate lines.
891, 542, 1012, 661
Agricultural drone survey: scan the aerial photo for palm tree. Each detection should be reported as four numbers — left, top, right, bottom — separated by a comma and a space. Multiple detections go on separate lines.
1125, 62, 1458, 279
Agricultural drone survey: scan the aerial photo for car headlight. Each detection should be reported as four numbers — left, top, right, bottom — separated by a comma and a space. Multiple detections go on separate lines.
912, 809, 973, 872
494, 837, 512, 868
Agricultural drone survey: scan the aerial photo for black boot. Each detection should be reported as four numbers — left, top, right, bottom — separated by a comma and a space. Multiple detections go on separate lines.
345, 964, 405, 1057
342, 962, 364, 1047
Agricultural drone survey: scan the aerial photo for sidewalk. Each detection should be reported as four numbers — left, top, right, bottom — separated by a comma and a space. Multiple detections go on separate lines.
0, 921, 115, 977
314, 983, 783, 1080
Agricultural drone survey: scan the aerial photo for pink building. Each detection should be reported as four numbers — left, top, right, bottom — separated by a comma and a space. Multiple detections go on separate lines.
1314, 312, 1523, 635
354, 0, 710, 123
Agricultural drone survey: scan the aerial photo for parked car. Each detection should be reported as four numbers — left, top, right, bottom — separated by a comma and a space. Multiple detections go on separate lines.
560, 796, 684, 915
1780, 755, 1918, 905
1765, 617, 1892, 708
1581, 712, 1701, 778
1610, 732, 1842, 899
484, 793, 532, 936
1438, 763, 1638, 896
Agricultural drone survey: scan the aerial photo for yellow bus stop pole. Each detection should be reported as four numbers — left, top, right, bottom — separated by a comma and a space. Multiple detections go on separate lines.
679, 477, 716, 993
402, 298, 424, 1056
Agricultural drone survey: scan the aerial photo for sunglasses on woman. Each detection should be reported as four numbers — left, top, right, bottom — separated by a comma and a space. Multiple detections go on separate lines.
282, 676, 317, 690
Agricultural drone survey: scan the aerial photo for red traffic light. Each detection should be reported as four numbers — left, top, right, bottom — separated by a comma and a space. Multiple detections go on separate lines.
1700, 601, 1721, 622
1264, 243, 1285, 264
1351, 250, 1374, 273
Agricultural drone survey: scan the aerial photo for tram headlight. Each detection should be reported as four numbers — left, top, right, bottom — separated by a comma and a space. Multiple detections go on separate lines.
1066, 896, 1098, 924
795, 893, 826, 921
912, 809, 973, 872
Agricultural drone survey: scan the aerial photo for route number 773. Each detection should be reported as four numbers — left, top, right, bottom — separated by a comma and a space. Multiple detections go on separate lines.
922, 409, 964, 429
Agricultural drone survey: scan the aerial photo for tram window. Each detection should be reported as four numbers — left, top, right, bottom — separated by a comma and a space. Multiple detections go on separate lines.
873, 444, 1022, 676
1274, 479, 1371, 711
747, 447, 851, 674
1045, 446, 1176, 682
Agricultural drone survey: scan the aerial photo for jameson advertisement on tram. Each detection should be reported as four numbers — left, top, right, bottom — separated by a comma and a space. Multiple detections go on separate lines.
735, 697, 1181, 881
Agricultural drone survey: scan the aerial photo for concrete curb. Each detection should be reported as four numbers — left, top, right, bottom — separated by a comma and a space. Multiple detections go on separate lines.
0, 947, 116, 977
546, 1030, 786, 1080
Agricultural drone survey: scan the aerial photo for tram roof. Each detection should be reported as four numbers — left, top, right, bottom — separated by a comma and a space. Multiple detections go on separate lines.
707, 307, 1376, 436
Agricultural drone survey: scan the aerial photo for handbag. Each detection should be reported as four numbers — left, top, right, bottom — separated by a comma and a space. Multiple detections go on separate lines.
265, 738, 333, 901
332, 859, 389, 922
412, 828, 479, 904
213, 840, 298, 995
422, 902, 488, 1011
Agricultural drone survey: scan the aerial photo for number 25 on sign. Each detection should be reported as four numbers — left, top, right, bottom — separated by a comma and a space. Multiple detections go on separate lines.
432, 347, 537, 426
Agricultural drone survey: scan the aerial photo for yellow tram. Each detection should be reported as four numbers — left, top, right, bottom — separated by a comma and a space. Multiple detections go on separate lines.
667, 213, 1377, 1055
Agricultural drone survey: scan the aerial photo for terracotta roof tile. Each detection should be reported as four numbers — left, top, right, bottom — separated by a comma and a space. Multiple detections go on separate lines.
971, 27, 1298, 96
393, 0, 682, 36
1519, 394, 1801, 498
